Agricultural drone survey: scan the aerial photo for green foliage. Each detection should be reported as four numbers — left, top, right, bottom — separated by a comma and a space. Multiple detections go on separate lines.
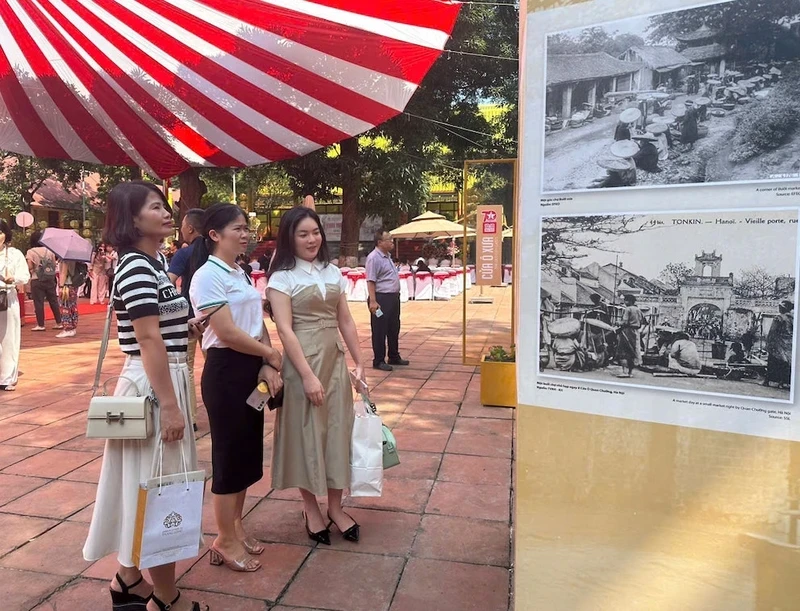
658, 262, 694, 287
647, 0, 800, 61
0, 153, 83, 217
486, 345, 516, 362
548, 28, 645, 56
729, 68, 800, 163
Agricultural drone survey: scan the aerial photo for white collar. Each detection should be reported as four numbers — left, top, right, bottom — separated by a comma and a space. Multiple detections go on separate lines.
208, 255, 236, 273
295, 257, 325, 274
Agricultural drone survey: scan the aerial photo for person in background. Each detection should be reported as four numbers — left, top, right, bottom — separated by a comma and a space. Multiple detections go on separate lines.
414, 257, 431, 274
190, 203, 283, 573
26, 230, 63, 332
680, 100, 699, 150
632, 134, 661, 173
0, 220, 31, 391
267, 206, 365, 546
668, 332, 702, 375
249, 253, 261, 271
763, 300, 794, 389
168, 208, 204, 432
90, 242, 110, 305
366, 230, 409, 372
105, 244, 119, 301
82, 181, 208, 611
57, 259, 80, 338
615, 294, 644, 378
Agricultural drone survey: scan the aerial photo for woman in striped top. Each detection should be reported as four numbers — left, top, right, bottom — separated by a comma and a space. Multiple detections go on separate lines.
82, 181, 208, 611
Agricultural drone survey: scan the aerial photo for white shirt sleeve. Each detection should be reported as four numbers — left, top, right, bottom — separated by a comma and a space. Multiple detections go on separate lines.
11, 248, 30, 286
336, 266, 348, 293
267, 270, 294, 296
190, 267, 229, 312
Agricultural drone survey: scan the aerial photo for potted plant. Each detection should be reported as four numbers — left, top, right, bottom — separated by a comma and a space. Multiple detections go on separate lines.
480, 345, 517, 408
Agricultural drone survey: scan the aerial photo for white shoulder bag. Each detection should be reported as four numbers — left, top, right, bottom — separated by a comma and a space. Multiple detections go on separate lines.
86, 266, 155, 439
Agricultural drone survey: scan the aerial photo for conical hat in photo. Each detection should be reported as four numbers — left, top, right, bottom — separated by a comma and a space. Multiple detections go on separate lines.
695, 97, 711, 105
597, 157, 634, 171
619, 108, 642, 123
610, 139, 639, 158
633, 132, 658, 141
672, 106, 686, 118
648, 123, 670, 134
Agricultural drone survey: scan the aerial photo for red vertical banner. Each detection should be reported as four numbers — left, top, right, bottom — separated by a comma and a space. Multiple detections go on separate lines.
476, 204, 503, 286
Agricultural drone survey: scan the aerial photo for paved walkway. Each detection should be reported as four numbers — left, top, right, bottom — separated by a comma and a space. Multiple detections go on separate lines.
0, 287, 514, 611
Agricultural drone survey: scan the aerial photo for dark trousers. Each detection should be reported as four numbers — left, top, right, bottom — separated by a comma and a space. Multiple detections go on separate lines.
371, 292, 401, 365
31, 278, 62, 327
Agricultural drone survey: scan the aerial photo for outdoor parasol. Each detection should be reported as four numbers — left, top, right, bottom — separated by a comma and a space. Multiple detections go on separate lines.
0, 0, 461, 178
40, 228, 93, 262
390, 211, 471, 239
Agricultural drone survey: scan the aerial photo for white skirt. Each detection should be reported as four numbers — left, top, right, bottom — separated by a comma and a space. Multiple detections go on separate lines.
0, 290, 21, 387
82, 355, 202, 567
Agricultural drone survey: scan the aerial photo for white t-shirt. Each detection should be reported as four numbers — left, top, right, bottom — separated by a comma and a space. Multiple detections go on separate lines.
267, 258, 348, 299
189, 255, 264, 350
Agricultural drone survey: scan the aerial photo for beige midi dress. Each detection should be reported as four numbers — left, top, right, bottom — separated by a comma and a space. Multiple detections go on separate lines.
269, 261, 354, 496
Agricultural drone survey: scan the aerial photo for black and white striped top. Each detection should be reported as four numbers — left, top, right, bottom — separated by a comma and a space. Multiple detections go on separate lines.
113, 250, 189, 356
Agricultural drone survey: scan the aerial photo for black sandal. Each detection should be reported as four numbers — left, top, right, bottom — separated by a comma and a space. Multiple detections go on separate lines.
111, 572, 151, 610
150, 591, 209, 611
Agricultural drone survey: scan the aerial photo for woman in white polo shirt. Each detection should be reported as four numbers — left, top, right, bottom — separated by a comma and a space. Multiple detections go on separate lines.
189, 203, 283, 573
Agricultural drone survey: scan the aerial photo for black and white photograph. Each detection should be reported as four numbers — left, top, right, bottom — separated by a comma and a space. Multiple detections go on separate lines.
542, 0, 800, 193
538, 209, 799, 402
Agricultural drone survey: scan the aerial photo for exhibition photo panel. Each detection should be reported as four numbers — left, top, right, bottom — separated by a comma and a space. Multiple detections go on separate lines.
541, 0, 800, 194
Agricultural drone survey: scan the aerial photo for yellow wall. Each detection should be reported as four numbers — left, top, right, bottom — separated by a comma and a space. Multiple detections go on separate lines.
514, 1, 800, 609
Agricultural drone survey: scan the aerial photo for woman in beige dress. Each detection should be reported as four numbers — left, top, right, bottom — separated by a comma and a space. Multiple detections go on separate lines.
267, 207, 366, 544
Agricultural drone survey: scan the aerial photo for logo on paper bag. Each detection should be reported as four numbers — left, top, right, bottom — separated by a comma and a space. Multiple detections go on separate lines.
163, 511, 183, 529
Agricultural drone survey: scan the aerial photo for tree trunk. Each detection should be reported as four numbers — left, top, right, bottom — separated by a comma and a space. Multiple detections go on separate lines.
339, 137, 362, 261
177, 167, 206, 220
129, 166, 142, 180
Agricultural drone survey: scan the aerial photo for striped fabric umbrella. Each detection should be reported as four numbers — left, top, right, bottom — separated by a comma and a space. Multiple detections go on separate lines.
0, 0, 461, 178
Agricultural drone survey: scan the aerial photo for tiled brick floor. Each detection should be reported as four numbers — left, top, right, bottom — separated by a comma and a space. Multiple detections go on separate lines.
1, 288, 513, 610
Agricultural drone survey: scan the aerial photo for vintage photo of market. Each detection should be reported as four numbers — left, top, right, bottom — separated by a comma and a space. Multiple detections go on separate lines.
538, 211, 799, 402
541, 0, 800, 193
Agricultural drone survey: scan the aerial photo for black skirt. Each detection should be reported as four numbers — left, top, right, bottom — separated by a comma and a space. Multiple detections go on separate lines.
202, 348, 264, 494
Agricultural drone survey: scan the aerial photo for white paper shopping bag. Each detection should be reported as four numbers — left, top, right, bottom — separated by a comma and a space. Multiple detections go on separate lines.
132, 444, 205, 569
350, 398, 384, 497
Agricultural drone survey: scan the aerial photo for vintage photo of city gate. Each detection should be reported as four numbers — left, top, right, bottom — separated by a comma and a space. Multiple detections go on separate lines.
538, 209, 799, 402
541, 0, 800, 193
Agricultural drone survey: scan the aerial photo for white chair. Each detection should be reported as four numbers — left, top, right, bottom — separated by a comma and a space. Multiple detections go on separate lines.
399, 271, 411, 303
349, 271, 368, 302
467, 265, 476, 284
503, 264, 513, 285
415, 272, 433, 300
463, 268, 472, 290
433, 271, 451, 300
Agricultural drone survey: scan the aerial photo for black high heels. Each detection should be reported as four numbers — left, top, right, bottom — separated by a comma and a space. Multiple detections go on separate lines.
327, 511, 360, 542
150, 591, 209, 611
111, 572, 150, 611
304, 511, 331, 545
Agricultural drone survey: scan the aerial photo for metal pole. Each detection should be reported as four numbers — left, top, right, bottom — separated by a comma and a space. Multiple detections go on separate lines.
232, 170, 237, 205
81, 168, 86, 226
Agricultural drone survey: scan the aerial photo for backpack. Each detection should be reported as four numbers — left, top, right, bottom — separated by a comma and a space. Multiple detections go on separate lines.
67, 262, 89, 287
36, 251, 57, 280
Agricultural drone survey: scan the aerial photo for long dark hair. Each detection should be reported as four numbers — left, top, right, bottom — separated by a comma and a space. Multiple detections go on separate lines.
267, 207, 330, 278
190, 203, 247, 275
104, 181, 170, 249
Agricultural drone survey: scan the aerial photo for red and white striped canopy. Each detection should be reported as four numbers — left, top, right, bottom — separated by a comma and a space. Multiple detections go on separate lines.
0, 0, 460, 178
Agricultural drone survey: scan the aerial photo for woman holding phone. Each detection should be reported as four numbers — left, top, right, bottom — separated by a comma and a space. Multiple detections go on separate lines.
83, 181, 207, 611
267, 207, 365, 545
189, 203, 283, 573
